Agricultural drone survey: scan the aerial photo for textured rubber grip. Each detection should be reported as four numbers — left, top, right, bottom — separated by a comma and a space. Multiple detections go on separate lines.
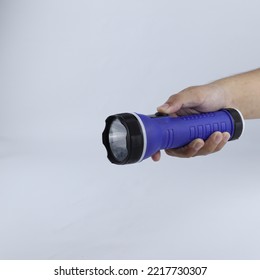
178, 112, 229, 144
137, 109, 243, 160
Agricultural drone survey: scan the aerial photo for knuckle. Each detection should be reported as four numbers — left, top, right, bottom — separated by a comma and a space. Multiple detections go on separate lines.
167, 93, 177, 102
183, 86, 198, 92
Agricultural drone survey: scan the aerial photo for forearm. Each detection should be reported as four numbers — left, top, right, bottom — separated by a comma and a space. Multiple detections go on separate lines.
211, 68, 260, 119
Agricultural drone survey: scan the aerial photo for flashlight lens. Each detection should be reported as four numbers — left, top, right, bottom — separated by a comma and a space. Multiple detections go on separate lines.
109, 119, 128, 162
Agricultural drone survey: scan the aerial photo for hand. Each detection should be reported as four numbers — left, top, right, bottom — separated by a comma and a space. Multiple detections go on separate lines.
152, 83, 231, 161
151, 131, 230, 161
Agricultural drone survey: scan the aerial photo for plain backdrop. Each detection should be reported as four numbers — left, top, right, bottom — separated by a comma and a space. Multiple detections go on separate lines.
0, 0, 260, 259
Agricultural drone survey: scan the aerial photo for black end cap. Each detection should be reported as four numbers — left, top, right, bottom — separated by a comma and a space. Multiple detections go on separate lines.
225, 108, 244, 141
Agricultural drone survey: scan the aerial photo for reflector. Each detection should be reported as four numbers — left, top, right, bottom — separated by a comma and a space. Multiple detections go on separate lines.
108, 119, 128, 162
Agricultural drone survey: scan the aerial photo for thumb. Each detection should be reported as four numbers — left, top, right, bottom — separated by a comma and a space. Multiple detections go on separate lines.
157, 86, 205, 114
157, 94, 183, 114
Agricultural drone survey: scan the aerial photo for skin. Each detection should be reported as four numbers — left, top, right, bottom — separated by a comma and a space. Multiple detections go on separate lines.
152, 68, 260, 161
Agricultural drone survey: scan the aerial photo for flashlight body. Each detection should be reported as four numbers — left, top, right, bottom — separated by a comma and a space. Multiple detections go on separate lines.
136, 109, 243, 161
103, 108, 244, 164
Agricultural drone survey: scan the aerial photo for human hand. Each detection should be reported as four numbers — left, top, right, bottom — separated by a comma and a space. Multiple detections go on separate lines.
152, 83, 231, 161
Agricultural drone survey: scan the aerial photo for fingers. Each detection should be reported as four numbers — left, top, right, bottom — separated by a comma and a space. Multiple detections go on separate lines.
165, 138, 204, 158
196, 132, 230, 156
165, 132, 230, 158
152, 132, 230, 161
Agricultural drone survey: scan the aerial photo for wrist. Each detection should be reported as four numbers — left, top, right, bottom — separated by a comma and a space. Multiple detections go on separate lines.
207, 79, 234, 109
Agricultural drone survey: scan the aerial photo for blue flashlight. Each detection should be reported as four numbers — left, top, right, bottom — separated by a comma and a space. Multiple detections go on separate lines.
102, 108, 244, 164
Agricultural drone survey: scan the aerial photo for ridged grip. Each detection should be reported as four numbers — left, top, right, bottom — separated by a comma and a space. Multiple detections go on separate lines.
137, 109, 242, 160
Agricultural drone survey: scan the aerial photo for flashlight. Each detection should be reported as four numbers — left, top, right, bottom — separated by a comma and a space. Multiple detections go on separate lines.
102, 108, 244, 165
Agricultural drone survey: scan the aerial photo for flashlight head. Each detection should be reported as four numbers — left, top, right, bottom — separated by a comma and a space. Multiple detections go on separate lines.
102, 113, 144, 165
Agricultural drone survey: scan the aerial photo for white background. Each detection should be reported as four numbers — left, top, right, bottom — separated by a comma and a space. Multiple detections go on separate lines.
0, 0, 260, 259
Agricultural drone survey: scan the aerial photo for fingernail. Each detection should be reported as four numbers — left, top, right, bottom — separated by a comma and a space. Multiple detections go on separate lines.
157, 103, 169, 111
223, 133, 230, 142
214, 133, 222, 144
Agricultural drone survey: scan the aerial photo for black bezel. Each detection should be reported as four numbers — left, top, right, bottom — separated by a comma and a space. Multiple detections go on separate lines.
102, 113, 144, 165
